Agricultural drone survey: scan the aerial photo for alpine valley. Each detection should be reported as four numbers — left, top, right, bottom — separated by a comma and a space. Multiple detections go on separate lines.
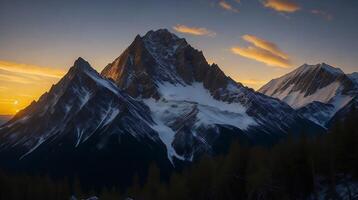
0, 29, 355, 188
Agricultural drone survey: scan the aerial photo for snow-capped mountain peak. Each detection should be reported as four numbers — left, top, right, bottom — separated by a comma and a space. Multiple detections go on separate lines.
259, 63, 357, 127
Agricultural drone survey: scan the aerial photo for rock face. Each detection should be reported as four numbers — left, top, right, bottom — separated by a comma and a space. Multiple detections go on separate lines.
0, 29, 325, 188
101, 29, 228, 99
259, 63, 357, 127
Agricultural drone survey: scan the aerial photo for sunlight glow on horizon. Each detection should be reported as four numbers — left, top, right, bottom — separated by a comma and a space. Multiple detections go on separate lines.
0, 60, 65, 115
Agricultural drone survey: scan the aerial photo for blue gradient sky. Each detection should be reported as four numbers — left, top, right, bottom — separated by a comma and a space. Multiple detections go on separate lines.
0, 0, 357, 90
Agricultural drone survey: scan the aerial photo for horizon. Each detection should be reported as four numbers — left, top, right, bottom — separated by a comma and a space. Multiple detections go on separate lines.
1, 0, 358, 115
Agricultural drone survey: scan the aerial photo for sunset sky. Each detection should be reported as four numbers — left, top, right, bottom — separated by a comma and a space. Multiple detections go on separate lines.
0, 0, 357, 115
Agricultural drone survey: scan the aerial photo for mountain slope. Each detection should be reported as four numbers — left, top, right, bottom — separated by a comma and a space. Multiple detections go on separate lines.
259, 63, 357, 127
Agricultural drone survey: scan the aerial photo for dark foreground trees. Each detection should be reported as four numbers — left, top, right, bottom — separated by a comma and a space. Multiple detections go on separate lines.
0, 106, 357, 200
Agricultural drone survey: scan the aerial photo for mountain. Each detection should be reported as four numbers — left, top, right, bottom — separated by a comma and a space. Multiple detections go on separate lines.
259, 63, 357, 127
102, 29, 323, 157
0, 29, 324, 188
0, 58, 172, 187
0, 115, 12, 126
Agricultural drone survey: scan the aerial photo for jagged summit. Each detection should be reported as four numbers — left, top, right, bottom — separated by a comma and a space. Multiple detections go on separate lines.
74, 57, 88, 66
72, 57, 89, 70
70, 57, 98, 74
101, 29, 227, 99
143, 29, 183, 43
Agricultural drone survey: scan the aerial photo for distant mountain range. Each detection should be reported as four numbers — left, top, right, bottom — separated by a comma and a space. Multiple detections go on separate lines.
259, 63, 358, 127
0, 29, 355, 187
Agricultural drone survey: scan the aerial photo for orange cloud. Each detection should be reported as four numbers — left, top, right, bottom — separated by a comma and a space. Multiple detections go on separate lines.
311, 9, 333, 20
231, 35, 291, 68
219, 1, 239, 13
242, 34, 289, 60
0, 73, 35, 84
0, 60, 65, 79
263, 0, 300, 13
173, 24, 216, 37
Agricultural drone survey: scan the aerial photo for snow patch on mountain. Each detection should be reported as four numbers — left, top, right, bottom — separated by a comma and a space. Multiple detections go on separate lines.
195, 104, 256, 130
143, 99, 187, 163
276, 81, 344, 109
158, 82, 248, 114
143, 95, 256, 163
142, 82, 257, 162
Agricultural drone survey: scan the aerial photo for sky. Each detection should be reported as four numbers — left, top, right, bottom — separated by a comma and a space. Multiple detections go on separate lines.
0, 0, 358, 115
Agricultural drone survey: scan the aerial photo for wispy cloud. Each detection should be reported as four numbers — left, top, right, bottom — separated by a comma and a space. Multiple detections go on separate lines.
0, 72, 34, 84
311, 9, 333, 21
218, 1, 239, 13
0, 60, 65, 79
262, 0, 300, 13
231, 34, 291, 68
173, 24, 216, 37
242, 35, 289, 60
0, 60, 65, 86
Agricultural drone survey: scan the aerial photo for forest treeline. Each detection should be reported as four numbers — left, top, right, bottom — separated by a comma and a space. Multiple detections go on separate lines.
0, 106, 357, 200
